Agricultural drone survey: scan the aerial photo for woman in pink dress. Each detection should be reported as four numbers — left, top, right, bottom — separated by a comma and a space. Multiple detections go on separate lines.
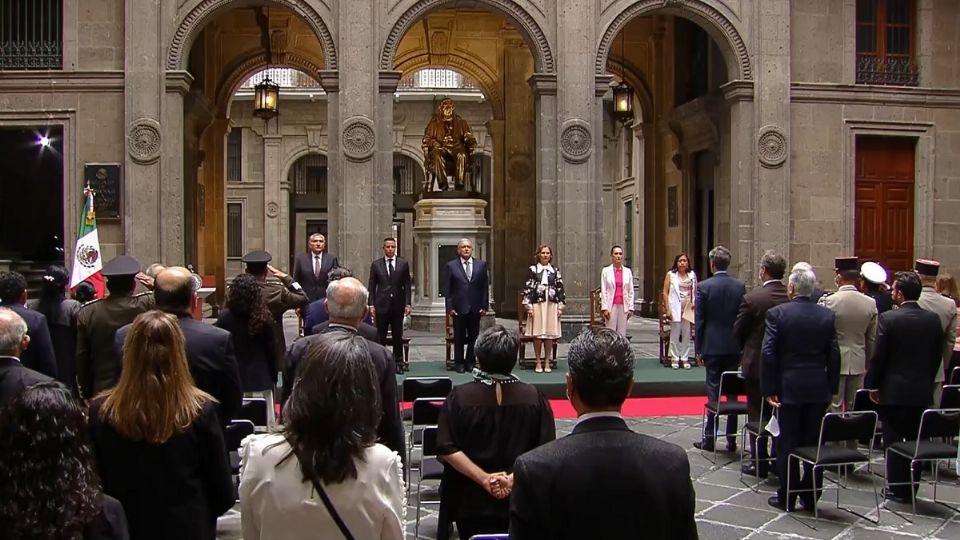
600, 245, 634, 337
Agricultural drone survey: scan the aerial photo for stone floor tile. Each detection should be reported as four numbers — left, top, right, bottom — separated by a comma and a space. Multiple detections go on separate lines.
695, 520, 755, 540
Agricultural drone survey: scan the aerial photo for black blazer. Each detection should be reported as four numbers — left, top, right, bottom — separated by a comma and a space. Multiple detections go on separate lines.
282, 324, 405, 460
86, 494, 130, 540
115, 316, 242, 425
444, 257, 489, 315
368, 257, 412, 314
734, 281, 789, 380
214, 309, 277, 392
761, 297, 840, 404
88, 399, 234, 540
0, 302, 57, 378
292, 251, 339, 302
695, 271, 746, 357
0, 356, 52, 407
865, 302, 943, 406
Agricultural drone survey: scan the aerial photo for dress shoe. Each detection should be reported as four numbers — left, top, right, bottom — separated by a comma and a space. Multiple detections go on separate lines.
882, 489, 911, 505
741, 464, 768, 478
454, 365, 465, 374
693, 440, 715, 452
767, 496, 795, 512
726, 440, 737, 452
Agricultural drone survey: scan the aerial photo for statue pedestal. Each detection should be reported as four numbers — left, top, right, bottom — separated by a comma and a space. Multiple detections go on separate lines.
411, 197, 493, 332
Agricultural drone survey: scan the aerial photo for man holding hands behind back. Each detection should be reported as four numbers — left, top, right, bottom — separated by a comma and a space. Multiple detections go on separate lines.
368, 237, 412, 373
445, 238, 489, 373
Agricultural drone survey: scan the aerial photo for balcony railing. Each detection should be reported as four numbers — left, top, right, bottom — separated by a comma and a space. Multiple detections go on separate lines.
0, 0, 62, 70
856, 55, 919, 86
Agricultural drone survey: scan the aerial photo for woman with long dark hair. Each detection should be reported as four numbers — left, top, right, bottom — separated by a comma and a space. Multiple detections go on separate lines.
28, 265, 80, 393
240, 332, 404, 540
88, 311, 234, 540
661, 253, 697, 369
216, 273, 277, 427
0, 381, 128, 540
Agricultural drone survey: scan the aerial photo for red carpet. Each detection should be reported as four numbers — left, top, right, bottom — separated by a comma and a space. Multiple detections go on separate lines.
549, 397, 706, 419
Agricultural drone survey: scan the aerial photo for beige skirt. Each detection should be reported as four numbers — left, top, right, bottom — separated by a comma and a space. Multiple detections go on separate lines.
526, 301, 561, 339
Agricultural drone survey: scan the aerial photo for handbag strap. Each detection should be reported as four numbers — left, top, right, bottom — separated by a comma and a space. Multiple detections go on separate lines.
308, 475, 355, 540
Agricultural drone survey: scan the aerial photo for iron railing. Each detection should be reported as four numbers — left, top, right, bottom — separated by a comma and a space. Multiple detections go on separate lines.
856, 55, 919, 86
226, 203, 243, 258
393, 154, 421, 195
227, 129, 242, 182
0, 0, 62, 70
290, 154, 327, 197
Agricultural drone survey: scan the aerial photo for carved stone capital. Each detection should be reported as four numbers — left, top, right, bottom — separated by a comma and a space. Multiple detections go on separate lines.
379, 70, 403, 94
527, 73, 557, 96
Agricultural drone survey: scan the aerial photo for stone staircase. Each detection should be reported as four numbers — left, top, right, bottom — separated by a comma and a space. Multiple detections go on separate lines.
0, 254, 59, 299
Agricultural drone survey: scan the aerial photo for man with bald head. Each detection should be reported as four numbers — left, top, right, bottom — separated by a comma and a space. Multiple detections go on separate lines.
283, 277, 404, 458
114, 266, 242, 425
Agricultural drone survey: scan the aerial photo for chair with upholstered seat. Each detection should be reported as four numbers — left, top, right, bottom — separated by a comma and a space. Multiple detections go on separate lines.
700, 370, 748, 465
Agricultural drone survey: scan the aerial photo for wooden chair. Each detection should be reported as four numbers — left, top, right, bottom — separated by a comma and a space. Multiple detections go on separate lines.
589, 287, 604, 328
443, 311, 455, 370
517, 289, 558, 370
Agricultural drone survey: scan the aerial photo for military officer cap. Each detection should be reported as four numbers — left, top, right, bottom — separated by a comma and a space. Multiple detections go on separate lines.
915, 258, 940, 277
101, 255, 141, 278
835, 256, 859, 272
241, 250, 272, 264
860, 261, 887, 285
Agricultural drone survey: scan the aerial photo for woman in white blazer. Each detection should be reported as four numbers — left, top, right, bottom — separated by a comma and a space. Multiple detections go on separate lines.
661, 253, 697, 369
600, 245, 634, 337
240, 333, 405, 540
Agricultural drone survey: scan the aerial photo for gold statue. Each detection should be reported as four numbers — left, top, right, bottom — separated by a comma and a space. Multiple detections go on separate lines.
421, 98, 477, 194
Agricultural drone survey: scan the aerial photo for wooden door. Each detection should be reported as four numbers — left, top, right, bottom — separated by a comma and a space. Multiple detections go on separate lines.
855, 136, 915, 272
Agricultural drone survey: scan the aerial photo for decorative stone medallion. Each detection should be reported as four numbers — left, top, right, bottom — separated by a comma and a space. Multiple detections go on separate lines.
342, 116, 376, 162
560, 119, 592, 163
128, 119, 162, 164
266, 201, 280, 218
758, 125, 787, 168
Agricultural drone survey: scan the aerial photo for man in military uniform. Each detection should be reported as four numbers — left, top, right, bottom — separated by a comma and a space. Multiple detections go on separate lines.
820, 257, 877, 444
241, 250, 308, 374
860, 262, 893, 314
76, 255, 154, 398
915, 258, 957, 405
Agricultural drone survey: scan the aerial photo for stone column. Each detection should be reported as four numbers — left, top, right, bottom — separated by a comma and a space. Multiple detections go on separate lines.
320, 70, 341, 259
529, 73, 558, 247
377, 70, 403, 262
486, 118, 505, 310
262, 115, 283, 264
722, 81, 755, 282
163, 71, 192, 266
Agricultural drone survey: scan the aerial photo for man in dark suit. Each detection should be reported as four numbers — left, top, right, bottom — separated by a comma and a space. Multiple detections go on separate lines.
694, 245, 746, 452
762, 267, 840, 511
864, 271, 943, 503
368, 237, 412, 371
445, 238, 489, 373
284, 277, 404, 460
734, 250, 789, 477
509, 327, 697, 539
292, 233, 339, 302
115, 266, 242, 426
0, 271, 57, 378
0, 308, 53, 406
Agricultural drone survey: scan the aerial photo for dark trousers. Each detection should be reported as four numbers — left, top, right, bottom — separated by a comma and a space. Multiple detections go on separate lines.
777, 402, 828, 505
702, 354, 741, 444
747, 376, 773, 473
453, 311, 481, 368
376, 306, 405, 365
456, 516, 508, 540
880, 405, 925, 499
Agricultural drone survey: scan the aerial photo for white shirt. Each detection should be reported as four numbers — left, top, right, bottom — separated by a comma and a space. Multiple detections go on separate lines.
385, 258, 394, 275
535, 263, 554, 285
574, 411, 624, 427
461, 258, 472, 277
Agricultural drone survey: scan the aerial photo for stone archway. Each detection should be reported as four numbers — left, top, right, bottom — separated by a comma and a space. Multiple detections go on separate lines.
168, 0, 337, 71
380, 0, 555, 74
595, 0, 752, 81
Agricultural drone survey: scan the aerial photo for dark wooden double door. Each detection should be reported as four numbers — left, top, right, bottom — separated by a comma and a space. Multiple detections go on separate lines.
855, 136, 916, 273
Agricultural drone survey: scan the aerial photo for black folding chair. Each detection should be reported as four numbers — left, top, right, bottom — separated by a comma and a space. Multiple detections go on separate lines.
700, 370, 748, 465
401, 377, 453, 421
853, 388, 883, 449
239, 397, 268, 430
739, 397, 775, 492
786, 411, 881, 525
408, 397, 445, 494
939, 384, 960, 409
415, 426, 445, 539
225, 419, 255, 500
469, 535, 509, 540
949, 366, 960, 385
884, 407, 960, 521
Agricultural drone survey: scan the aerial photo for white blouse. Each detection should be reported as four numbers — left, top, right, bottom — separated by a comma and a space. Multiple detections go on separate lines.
240, 433, 406, 540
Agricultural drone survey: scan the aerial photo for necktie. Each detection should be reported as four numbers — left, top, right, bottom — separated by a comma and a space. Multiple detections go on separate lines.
314, 255, 321, 278
465, 259, 472, 281
387, 259, 394, 276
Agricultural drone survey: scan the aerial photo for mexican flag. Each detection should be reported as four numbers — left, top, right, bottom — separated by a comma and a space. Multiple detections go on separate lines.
69, 185, 105, 298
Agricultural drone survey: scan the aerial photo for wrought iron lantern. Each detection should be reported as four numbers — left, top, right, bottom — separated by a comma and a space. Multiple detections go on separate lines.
612, 80, 634, 124
253, 76, 280, 120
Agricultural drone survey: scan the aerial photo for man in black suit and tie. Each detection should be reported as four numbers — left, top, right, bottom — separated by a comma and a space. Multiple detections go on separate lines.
509, 327, 697, 539
763, 267, 840, 511
115, 266, 242, 426
0, 271, 57, 379
292, 233, 339, 302
0, 308, 53, 407
734, 250, 789, 477
445, 238, 489, 373
284, 277, 405, 460
368, 237, 412, 371
694, 245, 746, 452
864, 271, 943, 503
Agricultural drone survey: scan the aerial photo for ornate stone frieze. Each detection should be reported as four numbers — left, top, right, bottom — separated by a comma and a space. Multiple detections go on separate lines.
128, 119, 162, 164
560, 119, 592, 163
342, 116, 376, 162
757, 125, 787, 168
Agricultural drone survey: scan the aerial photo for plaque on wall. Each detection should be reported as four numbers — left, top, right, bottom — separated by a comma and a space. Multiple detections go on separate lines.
667, 185, 678, 228
437, 244, 460, 298
83, 164, 121, 220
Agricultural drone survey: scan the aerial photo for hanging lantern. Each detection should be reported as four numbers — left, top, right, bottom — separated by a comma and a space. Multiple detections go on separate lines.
253, 76, 280, 120
612, 80, 634, 124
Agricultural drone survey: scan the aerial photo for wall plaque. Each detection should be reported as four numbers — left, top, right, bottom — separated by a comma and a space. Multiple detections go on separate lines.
83, 164, 121, 219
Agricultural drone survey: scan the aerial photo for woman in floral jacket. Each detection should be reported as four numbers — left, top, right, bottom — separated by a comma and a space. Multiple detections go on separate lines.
522, 244, 565, 373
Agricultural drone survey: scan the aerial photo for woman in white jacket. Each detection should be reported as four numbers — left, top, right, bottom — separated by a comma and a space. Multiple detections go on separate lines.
600, 245, 634, 337
661, 253, 697, 369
